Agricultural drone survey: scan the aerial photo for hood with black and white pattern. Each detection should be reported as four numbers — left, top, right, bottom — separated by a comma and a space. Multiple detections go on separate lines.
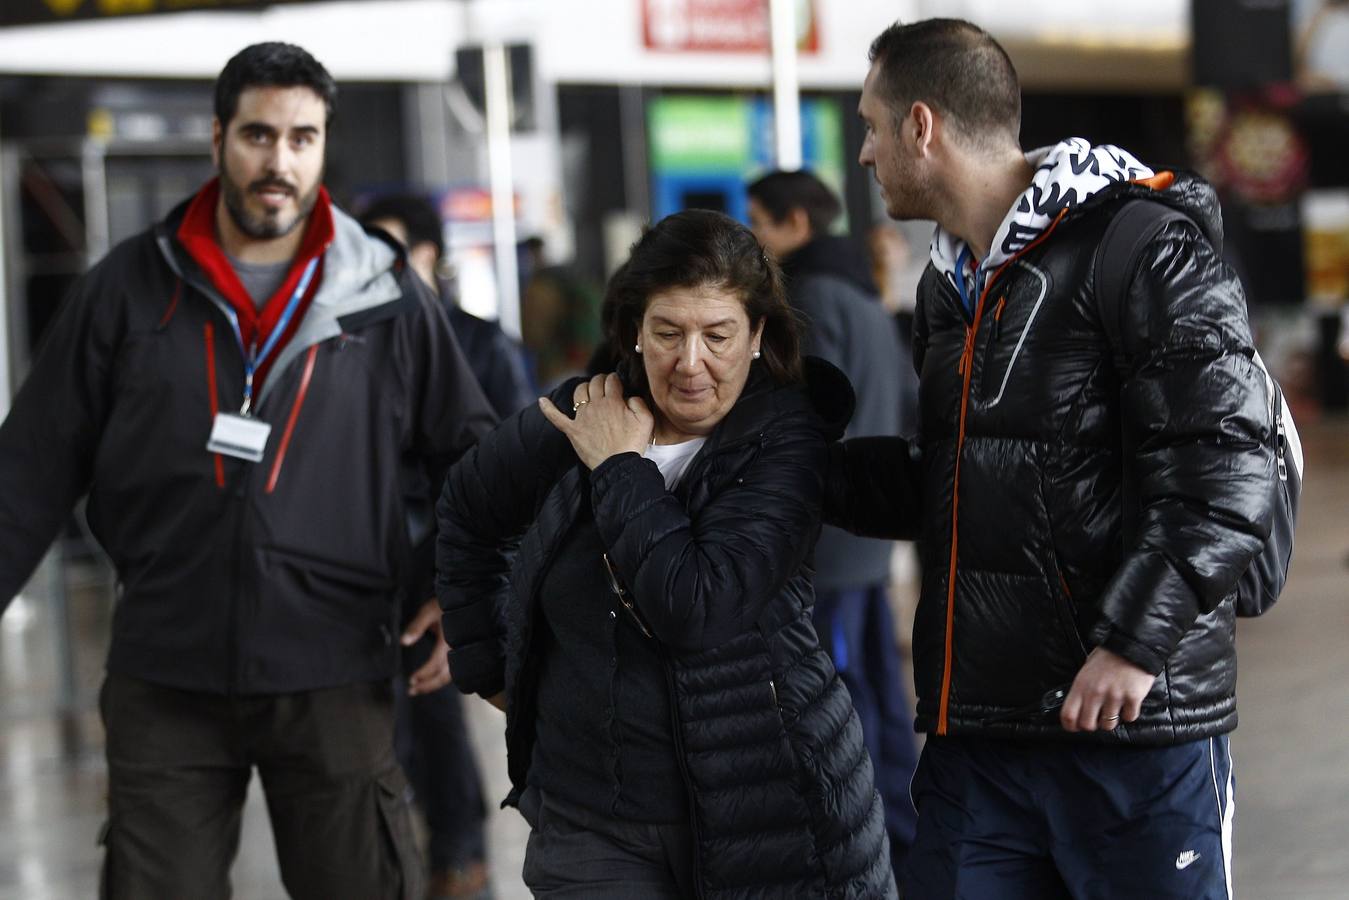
931, 137, 1154, 294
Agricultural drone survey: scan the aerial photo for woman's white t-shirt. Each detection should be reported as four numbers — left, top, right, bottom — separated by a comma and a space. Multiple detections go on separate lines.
645, 438, 707, 490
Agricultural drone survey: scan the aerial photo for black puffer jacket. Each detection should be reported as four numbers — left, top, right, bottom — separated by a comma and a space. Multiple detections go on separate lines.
782, 236, 908, 592
831, 171, 1274, 744
437, 359, 896, 898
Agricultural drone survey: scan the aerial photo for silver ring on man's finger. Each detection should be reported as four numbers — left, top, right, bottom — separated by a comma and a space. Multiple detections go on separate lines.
572, 399, 590, 413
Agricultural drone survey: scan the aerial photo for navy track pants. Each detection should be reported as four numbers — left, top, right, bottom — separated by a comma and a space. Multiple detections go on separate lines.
903, 734, 1234, 899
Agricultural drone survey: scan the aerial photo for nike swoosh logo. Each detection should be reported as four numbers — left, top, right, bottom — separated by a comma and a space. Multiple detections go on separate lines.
1175, 852, 1200, 870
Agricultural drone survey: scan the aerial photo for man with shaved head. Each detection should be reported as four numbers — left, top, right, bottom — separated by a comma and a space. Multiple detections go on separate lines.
828, 18, 1277, 898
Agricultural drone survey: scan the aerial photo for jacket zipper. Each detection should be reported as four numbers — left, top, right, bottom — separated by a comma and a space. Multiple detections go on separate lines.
203, 323, 226, 489
265, 344, 320, 493
661, 653, 706, 899
937, 210, 1068, 736
217, 323, 249, 696
227, 474, 249, 694
203, 314, 243, 693
213, 310, 274, 695
1053, 564, 1089, 661
982, 295, 1007, 381
603, 550, 705, 894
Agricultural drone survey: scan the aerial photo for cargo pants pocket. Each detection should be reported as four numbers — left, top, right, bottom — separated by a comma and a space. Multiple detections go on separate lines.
376, 768, 426, 900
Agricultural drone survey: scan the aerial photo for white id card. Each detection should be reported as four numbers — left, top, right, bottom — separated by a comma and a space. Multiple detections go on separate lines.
207, 413, 272, 463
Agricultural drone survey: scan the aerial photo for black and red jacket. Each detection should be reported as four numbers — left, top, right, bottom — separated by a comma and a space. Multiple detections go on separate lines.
829, 166, 1275, 745
0, 185, 495, 695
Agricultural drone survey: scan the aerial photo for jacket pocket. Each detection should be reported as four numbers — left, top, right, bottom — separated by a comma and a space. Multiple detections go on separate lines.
263, 543, 396, 593
979, 296, 1007, 399
1049, 556, 1089, 663
258, 543, 400, 642
374, 768, 424, 900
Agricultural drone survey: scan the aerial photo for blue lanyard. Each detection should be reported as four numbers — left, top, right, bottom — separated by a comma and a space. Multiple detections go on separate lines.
955, 246, 981, 320
223, 257, 319, 415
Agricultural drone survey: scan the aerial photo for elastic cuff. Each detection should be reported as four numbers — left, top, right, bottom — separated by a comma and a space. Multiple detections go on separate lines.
467, 677, 505, 700
1098, 625, 1167, 676
447, 645, 505, 698
590, 450, 645, 487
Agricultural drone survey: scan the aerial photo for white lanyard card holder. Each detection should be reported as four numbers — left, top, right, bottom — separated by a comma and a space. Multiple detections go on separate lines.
207, 412, 272, 463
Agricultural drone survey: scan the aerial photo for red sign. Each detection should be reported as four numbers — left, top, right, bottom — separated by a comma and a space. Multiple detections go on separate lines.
441, 188, 522, 223
642, 0, 819, 54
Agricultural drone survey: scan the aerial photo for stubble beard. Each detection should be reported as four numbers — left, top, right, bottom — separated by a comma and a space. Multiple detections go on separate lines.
220, 166, 321, 241
882, 173, 935, 223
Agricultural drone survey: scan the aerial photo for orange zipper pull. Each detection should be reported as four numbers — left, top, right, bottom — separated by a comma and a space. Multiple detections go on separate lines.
958, 325, 975, 375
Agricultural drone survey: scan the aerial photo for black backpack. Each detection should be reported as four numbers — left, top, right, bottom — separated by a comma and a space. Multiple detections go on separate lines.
1095, 198, 1302, 617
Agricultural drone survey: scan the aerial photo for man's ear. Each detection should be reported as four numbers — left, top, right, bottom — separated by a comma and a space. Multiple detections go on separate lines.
211, 117, 223, 168
408, 242, 441, 280
787, 207, 813, 243
910, 101, 937, 156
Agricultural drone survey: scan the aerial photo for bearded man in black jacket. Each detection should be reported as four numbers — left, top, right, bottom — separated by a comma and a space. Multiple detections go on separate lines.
830, 18, 1276, 898
748, 168, 919, 874
0, 43, 495, 898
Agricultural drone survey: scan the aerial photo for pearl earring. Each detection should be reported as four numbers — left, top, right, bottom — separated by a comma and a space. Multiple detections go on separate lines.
634, 343, 642, 353
752, 349, 761, 360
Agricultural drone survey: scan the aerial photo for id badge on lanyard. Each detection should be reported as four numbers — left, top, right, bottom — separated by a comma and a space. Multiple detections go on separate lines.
207, 413, 272, 463
205, 257, 318, 464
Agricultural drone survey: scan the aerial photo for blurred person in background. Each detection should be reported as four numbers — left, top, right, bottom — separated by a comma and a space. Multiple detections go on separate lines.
436, 210, 896, 897
867, 221, 916, 316
518, 235, 603, 390
747, 168, 919, 874
0, 42, 496, 899
361, 194, 532, 900
830, 18, 1275, 897
363, 194, 535, 420
867, 221, 923, 432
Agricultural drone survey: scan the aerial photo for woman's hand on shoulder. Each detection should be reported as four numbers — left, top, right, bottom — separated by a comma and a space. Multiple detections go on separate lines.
538, 373, 653, 470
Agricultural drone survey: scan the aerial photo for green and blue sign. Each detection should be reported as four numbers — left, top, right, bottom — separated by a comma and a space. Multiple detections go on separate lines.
648, 94, 846, 226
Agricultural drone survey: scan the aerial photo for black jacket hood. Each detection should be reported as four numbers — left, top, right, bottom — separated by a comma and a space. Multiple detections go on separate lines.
1099, 170, 1226, 252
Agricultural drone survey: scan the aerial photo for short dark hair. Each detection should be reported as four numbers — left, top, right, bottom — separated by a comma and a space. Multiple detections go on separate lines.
606, 209, 802, 401
358, 193, 444, 257
747, 169, 842, 237
868, 19, 1021, 146
214, 42, 338, 130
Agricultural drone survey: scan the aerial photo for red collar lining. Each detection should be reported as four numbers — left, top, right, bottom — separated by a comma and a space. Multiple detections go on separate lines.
176, 177, 334, 347
177, 177, 334, 396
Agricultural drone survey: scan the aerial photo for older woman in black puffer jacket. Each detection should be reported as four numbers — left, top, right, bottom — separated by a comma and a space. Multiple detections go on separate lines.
435, 209, 895, 899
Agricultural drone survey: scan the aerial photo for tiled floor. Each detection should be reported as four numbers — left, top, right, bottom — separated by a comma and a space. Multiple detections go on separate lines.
0, 551, 533, 899
2, 420, 1348, 898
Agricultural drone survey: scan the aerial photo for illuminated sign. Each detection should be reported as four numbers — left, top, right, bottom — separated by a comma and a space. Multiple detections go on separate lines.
642, 0, 819, 54
647, 93, 844, 222
0, 0, 343, 28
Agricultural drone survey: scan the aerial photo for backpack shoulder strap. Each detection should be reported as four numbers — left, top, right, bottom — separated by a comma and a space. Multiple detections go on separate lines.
1094, 198, 1196, 361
